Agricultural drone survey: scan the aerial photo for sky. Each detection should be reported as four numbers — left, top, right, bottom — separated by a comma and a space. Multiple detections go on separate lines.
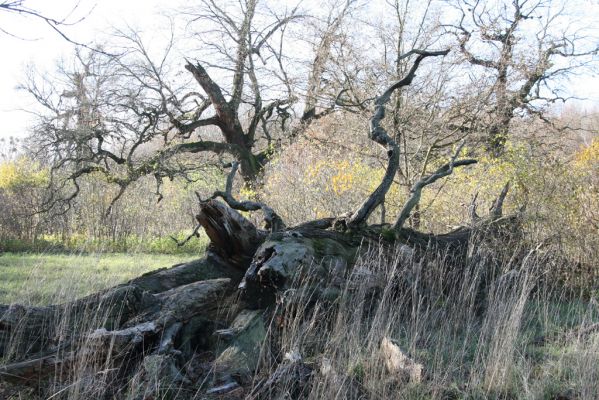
0, 0, 598, 142
0, 0, 166, 140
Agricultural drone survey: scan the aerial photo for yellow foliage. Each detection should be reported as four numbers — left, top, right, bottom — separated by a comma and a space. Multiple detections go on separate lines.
240, 185, 258, 201
0, 157, 48, 191
263, 128, 599, 263
574, 139, 599, 168
306, 159, 381, 198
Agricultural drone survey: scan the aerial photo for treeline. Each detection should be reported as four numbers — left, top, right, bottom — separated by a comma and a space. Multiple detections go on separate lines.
1, 109, 598, 263
0, 148, 218, 253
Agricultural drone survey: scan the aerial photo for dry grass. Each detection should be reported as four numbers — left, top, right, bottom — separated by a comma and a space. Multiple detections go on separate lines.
1, 239, 598, 399
252, 239, 599, 400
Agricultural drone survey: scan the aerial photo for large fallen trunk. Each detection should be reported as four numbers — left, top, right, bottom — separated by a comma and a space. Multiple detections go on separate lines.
0, 199, 516, 398
0, 252, 242, 359
0, 278, 231, 381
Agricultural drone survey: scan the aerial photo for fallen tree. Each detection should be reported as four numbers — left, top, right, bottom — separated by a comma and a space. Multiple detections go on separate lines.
0, 49, 519, 399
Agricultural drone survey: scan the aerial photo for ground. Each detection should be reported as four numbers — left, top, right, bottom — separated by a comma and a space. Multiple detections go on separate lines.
0, 252, 199, 305
1, 246, 598, 399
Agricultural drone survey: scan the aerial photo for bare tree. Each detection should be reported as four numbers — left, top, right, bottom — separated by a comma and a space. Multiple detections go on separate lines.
23, 0, 361, 214
445, 0, 599, 155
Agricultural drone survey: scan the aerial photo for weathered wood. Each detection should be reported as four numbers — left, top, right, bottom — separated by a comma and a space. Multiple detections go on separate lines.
380, 337, 423, 383
0, 284, 148, 360
0, 202, 265, 395
240, 232, 356, 308
208, 162, 286, 231
250, 357, 314, 399
0, 197, 521, 398
128, 252, 243, 293
0, 252, 240, 359
197, 200, 266, 268
0, 350, 77, 384
212, 309, 267, 380
0, 279, 232, 385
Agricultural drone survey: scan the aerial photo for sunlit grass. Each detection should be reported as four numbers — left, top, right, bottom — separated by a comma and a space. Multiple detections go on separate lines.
0, 252, 199, 305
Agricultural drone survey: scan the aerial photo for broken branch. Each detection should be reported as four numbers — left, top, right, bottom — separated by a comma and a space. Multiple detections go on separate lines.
207, 162, 285, 231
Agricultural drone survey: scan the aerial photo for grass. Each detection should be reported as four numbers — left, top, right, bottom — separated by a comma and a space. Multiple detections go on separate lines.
0, 232, 210, 255
0, 252, 199, 305
252, 242, 599, 400
1, 240, 598, 399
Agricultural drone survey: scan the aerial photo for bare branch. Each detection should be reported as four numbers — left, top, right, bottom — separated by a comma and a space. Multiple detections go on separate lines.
0, 1, 116, 55
170, 223, 202, 247
347, 49, 450, 228
229, 0, 256, 113
394, 143, 477, 231
302, 0, 357, 122
469, 192, 481, 223
252, 12, 304, 56
489, 181, 510, 220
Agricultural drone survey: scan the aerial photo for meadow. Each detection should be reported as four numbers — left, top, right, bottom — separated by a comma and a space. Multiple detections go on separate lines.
0, 252, 199, 305
4, 242, 595, 399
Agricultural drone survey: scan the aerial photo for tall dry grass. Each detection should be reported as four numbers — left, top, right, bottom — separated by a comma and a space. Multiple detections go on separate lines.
1, 237, 598, 399
253, 237, 599, 400
2, 276, 132, 399
0, 255, 168, 399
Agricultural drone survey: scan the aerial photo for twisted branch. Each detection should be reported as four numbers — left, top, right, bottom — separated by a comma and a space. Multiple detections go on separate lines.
347, 49, 450, 227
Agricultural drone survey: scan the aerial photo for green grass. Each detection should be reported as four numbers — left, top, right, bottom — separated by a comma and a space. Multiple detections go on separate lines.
0, 252, 199, 305
0, 232, 210, 255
